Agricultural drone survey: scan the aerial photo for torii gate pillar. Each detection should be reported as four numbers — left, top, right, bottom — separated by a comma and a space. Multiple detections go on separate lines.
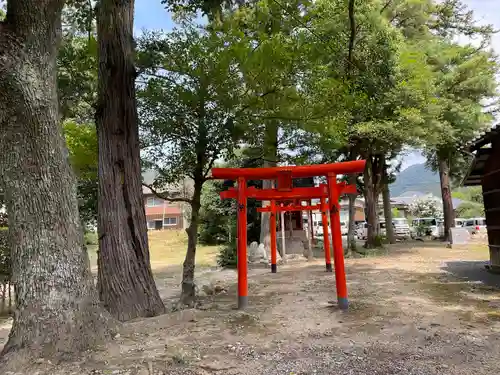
327, 173, 348, 310
237, 177, 248, 309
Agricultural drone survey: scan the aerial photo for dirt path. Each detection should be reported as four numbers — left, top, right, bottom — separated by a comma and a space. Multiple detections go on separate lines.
3, 242, 500, 375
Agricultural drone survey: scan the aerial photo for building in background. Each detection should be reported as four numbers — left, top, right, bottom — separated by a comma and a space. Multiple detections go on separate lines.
388, 191, 463, 218
463, 124, 500, 272
142, 170, 191, 230
308, 196, 365, 228
143, 194, 184, 230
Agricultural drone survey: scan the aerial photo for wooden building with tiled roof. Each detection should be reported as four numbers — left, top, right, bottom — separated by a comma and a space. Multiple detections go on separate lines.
463, 124, 500, 272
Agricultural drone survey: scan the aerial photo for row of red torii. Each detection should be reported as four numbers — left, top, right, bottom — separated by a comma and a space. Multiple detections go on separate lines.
211, 160, 366, 310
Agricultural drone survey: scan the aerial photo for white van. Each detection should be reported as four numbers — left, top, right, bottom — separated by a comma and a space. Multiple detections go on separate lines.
411, 217, 442, 239
356, 221, 387, 240
393, 218, 411, 239
315, 221, 348, 236
462, 217, 487, 235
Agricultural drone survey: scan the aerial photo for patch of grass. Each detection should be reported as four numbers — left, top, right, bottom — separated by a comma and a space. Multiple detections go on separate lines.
225, 311, 260, 327
87, 230, 220, 271
466, 244, 489, 255
84, 231, 98, 245
355, 247, 390, 257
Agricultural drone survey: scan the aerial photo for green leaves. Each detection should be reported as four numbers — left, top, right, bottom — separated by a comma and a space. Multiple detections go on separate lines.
63, 121, 98, 226
58, 34, 98, 123
421, 39, 498, 177
64, 121, 98, 179
136, 26, 253, 185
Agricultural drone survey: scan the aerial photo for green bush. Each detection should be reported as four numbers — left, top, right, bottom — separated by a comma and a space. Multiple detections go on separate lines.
374, 235, 386, 248
84, 231, 98, 245
216, 220, 237, 268
217, 243, 238, 268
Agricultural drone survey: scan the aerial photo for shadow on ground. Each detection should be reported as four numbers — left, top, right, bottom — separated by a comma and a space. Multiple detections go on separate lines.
442, 260, 500, 288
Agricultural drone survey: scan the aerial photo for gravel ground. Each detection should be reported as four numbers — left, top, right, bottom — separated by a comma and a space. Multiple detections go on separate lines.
2, 241, 500, 375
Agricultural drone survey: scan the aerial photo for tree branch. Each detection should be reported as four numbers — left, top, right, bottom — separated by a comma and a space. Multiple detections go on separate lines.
380, 0, 393, 14
347, 0, 356, 75
142, 183, 192, 204
203, 155, 218, 179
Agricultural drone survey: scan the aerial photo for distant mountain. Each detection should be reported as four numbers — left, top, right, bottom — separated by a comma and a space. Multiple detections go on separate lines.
390, 163, 441, 197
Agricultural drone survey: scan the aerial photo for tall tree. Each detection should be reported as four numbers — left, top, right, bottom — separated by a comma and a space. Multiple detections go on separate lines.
0, 0, 115, 366
95, 0, 165, 321
424, 41, 497, 241
136, 27, 252, 306
384, 0, 497, 241
306, 0, 433, 247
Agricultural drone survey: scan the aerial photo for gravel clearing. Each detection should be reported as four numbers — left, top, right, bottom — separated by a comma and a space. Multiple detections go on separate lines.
2, 240, 500, 375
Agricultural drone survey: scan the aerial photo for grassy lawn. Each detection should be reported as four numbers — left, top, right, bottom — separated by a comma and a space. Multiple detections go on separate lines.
86, 230, 220, 271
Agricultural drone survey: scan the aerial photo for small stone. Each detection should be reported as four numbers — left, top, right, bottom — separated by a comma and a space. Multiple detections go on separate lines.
114, 333, 121, 339
202, 283, 215, 295
214, 285, 225, 294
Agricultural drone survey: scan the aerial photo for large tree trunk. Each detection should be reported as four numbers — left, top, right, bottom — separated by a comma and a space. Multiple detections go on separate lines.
96, 0, 164, 321
363, 156, 378, 248
438, 155, 454, 242
382, 183, 395, 243
180, 179, 203, 307
382, 159, 396, 244
347, 191, 356, 254
347, 149, 358, 253
0, 1, 116, 366
259, 122, 278, 248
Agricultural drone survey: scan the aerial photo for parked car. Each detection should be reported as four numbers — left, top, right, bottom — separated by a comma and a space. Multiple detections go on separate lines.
356, 222, 367, 240
411, 217, 442, 239
315, 225, 329, 237
462, 217, 487, 235
455, 218, 466, 227
356, 221, 387, 240
340, 221, 348, 235
393, 218, 411, 240
315, 221, 348, 237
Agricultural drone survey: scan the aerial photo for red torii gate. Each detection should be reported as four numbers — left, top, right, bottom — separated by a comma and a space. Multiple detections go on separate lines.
225, 182, 357, 273
255, 182, 357, 273
211, 160, 365, 310
258, 201, 323, 272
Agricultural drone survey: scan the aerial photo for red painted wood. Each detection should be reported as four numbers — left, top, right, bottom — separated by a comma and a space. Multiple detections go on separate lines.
270, 200, 277, 271
327, 174, 348, 310
237, 177, 248, 308
211, 160, 366, 180
320, 196, 332, 270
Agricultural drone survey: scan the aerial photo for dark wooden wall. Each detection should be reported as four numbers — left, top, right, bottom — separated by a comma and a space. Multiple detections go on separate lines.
482, 136, 500, 270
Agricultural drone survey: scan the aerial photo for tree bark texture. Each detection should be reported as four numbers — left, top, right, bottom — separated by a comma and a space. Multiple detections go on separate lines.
346, 149, 358, 253
363, 154, 383, 248
347, 187, 356, 253
438, 155, 454, 242
96, 0, 165, 321
180, 180, 203, 307
382, 182, 395, 243
0, 1, 116, 365
363, 159, 377, 248
382, 159, 395, 244
259, 122, 278, 247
